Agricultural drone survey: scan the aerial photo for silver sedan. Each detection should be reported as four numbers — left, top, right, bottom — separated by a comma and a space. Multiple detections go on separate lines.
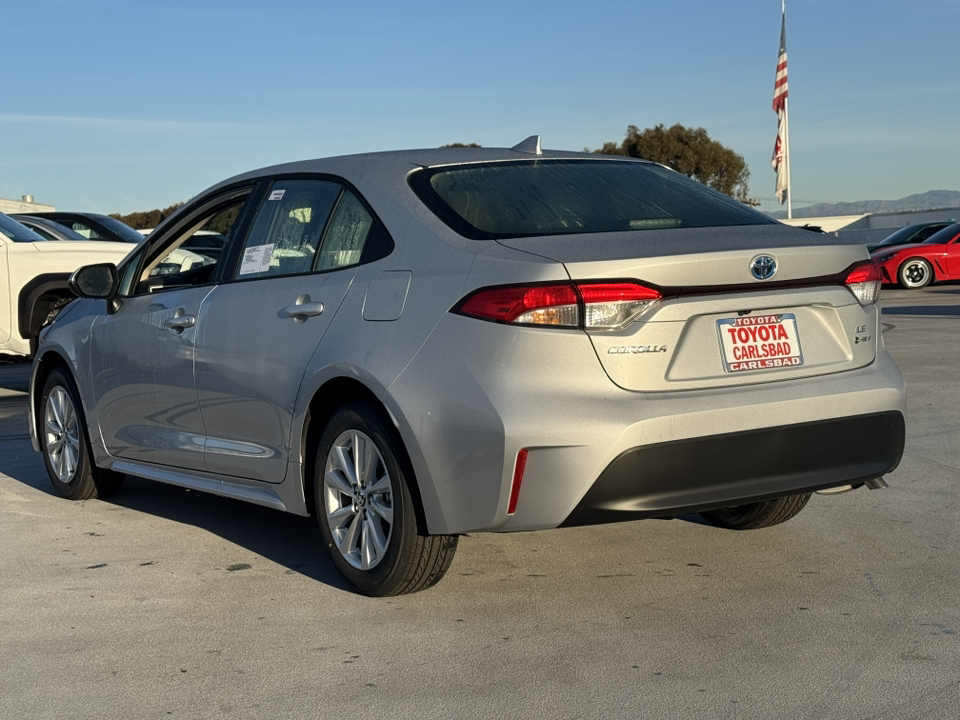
29, 138, 906, 595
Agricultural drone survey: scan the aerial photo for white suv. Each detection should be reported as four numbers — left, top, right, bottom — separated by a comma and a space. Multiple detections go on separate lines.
0, 212, 131, 357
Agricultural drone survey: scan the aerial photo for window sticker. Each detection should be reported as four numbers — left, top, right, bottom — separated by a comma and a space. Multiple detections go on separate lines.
239, 244, 275, 275
268, 189, 286, 201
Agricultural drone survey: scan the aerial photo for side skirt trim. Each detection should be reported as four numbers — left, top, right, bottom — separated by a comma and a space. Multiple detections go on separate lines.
110, 460, 289, 512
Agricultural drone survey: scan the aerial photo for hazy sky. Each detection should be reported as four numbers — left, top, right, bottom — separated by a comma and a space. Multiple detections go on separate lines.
3, 0, 957, 215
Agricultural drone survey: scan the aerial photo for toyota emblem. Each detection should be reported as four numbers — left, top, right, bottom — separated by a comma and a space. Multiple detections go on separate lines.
750, 255, 777, 280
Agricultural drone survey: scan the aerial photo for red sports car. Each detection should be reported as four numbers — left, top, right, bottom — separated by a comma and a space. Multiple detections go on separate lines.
871, 222, 960, 288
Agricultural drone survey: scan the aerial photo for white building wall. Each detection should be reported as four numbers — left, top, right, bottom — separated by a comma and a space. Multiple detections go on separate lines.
0, 196, 55, 214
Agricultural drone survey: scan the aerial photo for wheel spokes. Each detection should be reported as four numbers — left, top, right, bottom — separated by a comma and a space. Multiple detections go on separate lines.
356, 434, 377, 487
367, 493, 393, 525
337, 511, 363, 559
361, 513, 388, 569
44, 386, 81, 484
330, 443, 357, 487
324, 466, 354, 498
323, 427, 394, 571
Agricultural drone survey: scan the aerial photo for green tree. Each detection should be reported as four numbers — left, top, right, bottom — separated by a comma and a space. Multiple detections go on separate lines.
441, 142, 481, 148
596, 124, 752, 203
110, 203, 183, 230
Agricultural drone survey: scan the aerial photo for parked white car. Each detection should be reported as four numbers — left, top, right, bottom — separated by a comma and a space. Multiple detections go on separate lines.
0, 212, 131, 356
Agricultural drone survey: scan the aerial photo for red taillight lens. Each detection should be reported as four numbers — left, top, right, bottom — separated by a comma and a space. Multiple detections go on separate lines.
577, 283, 662, 303
845, 261, 882, 284
844, 261, 882, 306
455, 281, 662, 330
457, 284, 579, 327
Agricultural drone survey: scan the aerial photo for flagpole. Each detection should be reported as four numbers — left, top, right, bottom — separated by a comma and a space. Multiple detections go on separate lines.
772, 0, 791, 217
784, 96, 792, 219
783, 0, 792, 219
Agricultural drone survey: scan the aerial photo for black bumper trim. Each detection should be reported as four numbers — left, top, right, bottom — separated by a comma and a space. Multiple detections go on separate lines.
561, 411, 905, 527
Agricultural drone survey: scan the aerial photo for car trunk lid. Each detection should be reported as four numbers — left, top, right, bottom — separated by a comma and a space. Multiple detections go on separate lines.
497, 226, 877, 392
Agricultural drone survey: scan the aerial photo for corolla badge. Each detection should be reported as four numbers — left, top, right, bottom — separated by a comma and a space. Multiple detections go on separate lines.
750, 255, 777, 280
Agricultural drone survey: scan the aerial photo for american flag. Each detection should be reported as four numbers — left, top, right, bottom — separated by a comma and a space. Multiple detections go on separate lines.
772, 14, 788, 113
772, 10, 789, 204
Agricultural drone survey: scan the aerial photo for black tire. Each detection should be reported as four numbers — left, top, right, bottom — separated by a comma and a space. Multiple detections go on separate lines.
699, 492, 811, 530
314, 402, 457, 596
898, 258, 933, 289
39, 368, 125, 500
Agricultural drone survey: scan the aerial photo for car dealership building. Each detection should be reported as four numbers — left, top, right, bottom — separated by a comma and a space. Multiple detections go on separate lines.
782, 206, 960, 244
0, 195, 54, 215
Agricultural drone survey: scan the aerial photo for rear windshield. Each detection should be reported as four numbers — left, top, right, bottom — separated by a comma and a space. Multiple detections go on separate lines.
409, 159, 776, 240
0, 213, 47, 242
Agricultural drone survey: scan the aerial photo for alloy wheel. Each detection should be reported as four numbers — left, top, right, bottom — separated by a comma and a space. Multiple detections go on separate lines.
323, 429, 394, 570
901, 260, 931, 288
44, 386, 80, 483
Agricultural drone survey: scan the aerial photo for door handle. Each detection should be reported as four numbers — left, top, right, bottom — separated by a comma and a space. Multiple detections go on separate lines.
163, 312, 196, 332
283, 294, 324, 321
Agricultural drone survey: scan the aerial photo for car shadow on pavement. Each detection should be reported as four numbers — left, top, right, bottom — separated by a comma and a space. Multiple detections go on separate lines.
1, 436, 345, 593
101, 476, 352, 591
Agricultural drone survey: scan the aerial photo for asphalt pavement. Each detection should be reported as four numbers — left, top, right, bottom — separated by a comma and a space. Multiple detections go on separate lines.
1, 287, 959, 720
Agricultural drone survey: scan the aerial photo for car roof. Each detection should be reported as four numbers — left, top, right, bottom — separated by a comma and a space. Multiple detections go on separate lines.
909, 220, 951, 228
205, 141, 645, 193
24, 211, 115, 221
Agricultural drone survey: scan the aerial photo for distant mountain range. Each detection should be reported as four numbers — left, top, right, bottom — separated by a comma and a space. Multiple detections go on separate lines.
768, 190, 960, 219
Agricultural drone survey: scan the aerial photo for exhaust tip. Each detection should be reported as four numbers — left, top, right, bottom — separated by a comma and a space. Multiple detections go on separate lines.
816, 477, 888, 495
816, 484, 857, 496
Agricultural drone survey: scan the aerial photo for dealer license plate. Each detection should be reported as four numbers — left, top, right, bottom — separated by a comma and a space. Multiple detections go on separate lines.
717, 313, 804, 373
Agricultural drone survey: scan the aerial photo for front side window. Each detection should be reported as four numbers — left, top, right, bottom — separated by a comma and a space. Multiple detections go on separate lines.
409, 159, 777, 240
130, 195, 250, 295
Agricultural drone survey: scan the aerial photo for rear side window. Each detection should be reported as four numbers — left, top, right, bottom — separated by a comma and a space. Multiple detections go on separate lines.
921, 223, 960, 245
409, 159, 776, 240
914, 224, 948, 242
315, 191, 373, 271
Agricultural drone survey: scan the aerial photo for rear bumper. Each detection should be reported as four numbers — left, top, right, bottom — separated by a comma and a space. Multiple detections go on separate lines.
389, 310, 907, 535
561, 410, 905, 527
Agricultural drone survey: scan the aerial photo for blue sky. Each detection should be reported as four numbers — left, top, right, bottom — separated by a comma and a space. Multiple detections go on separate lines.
3, 0, 958, 215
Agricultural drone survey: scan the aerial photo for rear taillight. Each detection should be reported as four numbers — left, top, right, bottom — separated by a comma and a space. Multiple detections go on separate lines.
454, 281, 662, 331
577, 282, 662, 330
456, 284, 579, 327
844, 261, 882, 306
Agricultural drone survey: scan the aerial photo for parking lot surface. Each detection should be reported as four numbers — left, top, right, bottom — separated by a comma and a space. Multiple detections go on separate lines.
2, 287, 959, 720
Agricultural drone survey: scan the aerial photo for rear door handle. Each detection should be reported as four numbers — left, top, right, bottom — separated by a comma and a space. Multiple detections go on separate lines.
282, 295, 324, 320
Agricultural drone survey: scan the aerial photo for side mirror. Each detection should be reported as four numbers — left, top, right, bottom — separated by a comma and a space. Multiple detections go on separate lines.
69, 263, 119, 299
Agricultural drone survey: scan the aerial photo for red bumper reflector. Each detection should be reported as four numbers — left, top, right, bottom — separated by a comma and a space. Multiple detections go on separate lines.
508, 449, 528, 515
